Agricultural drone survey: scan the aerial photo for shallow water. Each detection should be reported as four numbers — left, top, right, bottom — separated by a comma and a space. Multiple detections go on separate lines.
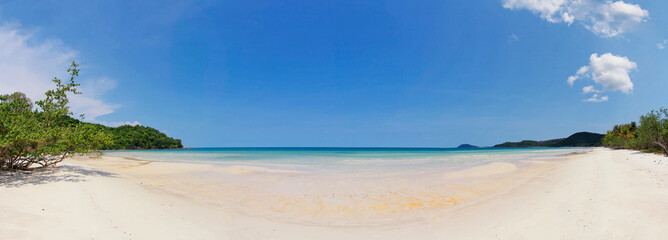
105, 147, 583, 173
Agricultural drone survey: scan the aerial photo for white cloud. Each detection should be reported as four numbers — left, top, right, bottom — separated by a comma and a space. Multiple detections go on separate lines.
568, 53, 636, 102
576, 66, 589, 75
568, 53, 636, 93
658, 40, 668, 50
590, 53, 635, 92
562, 11, 575, 24
584, 94, 609, 102
503, 0, 568, 23
0, 23, 118, 121
503, 0, 649, 37
508, 33, 520, 43
582, 85, 599, 93
568, 66, 590, 85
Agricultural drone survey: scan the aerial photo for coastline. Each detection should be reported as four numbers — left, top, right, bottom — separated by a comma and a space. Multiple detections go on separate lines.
2, 148, 668, 239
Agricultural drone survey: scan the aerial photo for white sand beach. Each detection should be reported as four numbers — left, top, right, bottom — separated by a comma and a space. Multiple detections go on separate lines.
2, 148, 668, 239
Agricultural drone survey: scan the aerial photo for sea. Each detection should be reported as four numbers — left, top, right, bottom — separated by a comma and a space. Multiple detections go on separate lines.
104, 147, 585, 174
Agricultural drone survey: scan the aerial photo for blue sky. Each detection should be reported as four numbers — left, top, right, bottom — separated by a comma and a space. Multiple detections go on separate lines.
0, 0, 666, 147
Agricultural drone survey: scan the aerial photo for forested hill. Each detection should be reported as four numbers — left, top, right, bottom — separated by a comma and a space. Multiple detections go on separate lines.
494, 132, 604, 148
59, 116, 183, 150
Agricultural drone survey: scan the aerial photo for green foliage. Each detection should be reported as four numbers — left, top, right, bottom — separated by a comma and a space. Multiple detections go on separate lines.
3, 92, 33, 111
1, 62, 183, 171
602, 122, 638, 149
60, 117, 183, 150
1, 62, 112, 170
104, 125, 182, 149
1, 62, 184, 171
603, 108, 668, 155
638, 108, 668, 154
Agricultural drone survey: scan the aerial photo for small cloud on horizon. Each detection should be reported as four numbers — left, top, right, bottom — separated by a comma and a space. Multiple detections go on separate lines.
584, 94, 609, 102
502, 0, 649, 38
101, 121, 141, 128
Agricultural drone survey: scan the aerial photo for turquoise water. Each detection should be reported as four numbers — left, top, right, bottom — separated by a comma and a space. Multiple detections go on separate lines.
104, 147, 584, 173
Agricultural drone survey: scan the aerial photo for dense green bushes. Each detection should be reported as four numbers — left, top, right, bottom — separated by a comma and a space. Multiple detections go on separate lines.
603, 108, 668, 155
62, 118, 183, 150
104, 125, 183, 150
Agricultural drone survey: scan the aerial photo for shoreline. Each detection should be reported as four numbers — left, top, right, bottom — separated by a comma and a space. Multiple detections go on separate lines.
68, 149, 578, 227
2, 148, 668, 239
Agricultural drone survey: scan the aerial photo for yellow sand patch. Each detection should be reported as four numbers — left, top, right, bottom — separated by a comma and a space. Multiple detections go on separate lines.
215, 165, 304, 175
443, 162, 517, 179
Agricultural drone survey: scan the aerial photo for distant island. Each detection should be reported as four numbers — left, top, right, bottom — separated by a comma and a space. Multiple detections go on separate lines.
494, 132, 605, 148
456, 144, 482, 149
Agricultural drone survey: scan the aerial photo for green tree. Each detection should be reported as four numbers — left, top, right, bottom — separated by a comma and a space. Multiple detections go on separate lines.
602, 122, 638, 149
1, 62, 111, 171
3, 92, 33, 112
637, 108, 668, 155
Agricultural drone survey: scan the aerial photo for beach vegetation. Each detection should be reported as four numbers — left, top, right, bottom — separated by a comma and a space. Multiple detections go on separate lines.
63, 119, 184, 150
638, 108, 668, 155
603, 108, 668, 155
602, 122, 639, 149
1, 62, 183, 171
1, 62, 111, 171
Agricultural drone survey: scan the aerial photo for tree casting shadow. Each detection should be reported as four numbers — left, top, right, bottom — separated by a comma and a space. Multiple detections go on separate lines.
0, 165, 116, 188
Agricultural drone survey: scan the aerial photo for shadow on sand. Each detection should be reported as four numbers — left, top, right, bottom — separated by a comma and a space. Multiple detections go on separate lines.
0, 165, 116, 188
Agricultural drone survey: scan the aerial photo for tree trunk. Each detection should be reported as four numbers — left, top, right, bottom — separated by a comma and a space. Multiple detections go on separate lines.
656, 141, 668, 156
